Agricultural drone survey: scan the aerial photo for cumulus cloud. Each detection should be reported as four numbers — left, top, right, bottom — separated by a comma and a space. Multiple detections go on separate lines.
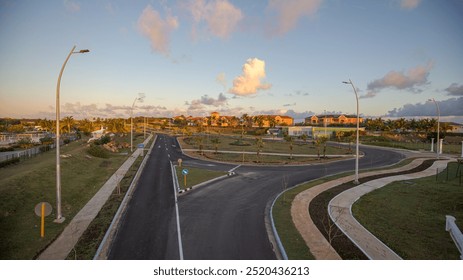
267, 0, 323, 35
400, 0, 421, 10
444, 83, 463, 96
364, 62, 433, 98
229, 58, 271, 96
186, 93, 228, 111
386, 97, 463, 117
188, 0, 243, 39
137, 5, 179, 55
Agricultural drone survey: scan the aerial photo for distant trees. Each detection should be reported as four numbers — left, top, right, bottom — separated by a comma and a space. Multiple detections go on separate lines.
364, 117, 446, 134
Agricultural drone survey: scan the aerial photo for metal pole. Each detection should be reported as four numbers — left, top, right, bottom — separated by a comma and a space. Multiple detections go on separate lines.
343, 79, 360, 184
429, 98, 440, 159
54, 45, 75, 223
55, 46, 88, 223
130, 97, 137, 152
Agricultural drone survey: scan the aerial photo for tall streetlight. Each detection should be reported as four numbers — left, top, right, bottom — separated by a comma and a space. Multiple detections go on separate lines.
131, 93, 145, 152
55, 45, 89, 223
428, 98, 440, 159
343, 79, 360, 184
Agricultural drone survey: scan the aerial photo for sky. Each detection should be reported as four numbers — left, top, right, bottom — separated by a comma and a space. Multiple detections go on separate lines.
0, 0, 462, 122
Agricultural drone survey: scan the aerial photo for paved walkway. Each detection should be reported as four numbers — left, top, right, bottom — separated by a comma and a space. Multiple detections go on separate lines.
37, 135, 153, 260
290, 157, 448, 260
329, 158, 454, 260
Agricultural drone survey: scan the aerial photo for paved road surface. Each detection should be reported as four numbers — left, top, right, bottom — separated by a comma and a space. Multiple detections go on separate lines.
109, 134, 404, 259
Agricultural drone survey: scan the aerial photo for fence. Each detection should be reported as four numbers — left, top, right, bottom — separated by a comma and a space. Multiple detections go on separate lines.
0, 144, 56, 164
445, 215, 463, 260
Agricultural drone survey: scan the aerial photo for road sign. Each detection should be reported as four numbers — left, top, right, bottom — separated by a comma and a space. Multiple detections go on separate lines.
34, 202, 52, 217
182, 169, 189, 175
137, 143, 145, 148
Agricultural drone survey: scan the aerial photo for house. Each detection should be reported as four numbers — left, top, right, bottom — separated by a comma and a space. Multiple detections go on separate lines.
287, 126, 313, 137
444, 122, 463, 133
252, 115, 294, 127
306, 114, 363, 126
88, 127, 106, 143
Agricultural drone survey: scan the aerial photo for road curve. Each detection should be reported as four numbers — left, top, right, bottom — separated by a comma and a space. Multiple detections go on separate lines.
109, 134, 405, 259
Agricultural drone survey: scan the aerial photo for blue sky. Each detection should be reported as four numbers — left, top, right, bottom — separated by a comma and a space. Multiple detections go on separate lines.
0, 0, 462, 121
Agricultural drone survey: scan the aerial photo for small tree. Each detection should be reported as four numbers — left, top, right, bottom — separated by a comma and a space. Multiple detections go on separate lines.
255, 137, 264, 162
17, 137, 33, 149
284, 135, 294, 159
210, 137, 221, 154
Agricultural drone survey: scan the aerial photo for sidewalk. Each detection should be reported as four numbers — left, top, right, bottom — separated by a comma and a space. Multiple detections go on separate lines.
328, 158, 454, 260
290, 157, 438, 260
37, 135, 152, 260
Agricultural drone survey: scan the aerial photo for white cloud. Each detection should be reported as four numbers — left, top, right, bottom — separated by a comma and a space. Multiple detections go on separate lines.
400, 0, 421, 10
229, 58, 271, 96
267, 0, 323, 35
365, 62, 433, 98
188, 0, 243, 39
137, 5, 179, 56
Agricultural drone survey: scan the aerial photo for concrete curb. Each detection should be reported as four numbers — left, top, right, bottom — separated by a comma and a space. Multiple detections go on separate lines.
178, 171, 237, 195
37, 135, 154, 260
328, 158, 455, 260
93, 135, 157, 260
288, 157, 433, 260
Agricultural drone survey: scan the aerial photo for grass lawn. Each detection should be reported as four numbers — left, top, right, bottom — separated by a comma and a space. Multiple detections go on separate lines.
352, 162, 463, 259
175, 165, 227, 190
179, 135, 352, 156
0, 134, 147, 259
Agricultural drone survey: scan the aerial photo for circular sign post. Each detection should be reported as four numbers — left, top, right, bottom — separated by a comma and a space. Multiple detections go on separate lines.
34, 202, 52, 238
182, 169, 189, 187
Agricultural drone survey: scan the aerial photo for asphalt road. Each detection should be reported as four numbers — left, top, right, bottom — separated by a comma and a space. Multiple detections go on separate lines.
109, 134, 405, 260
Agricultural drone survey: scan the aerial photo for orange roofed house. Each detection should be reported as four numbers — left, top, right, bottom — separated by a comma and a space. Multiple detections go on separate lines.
306, 114, 363, 126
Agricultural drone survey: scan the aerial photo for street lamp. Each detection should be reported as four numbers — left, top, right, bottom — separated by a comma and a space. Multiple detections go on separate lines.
428, 98, 440, 159
55, 45, 89, 223
131, 93, 145, 152
343, 79, 360, 184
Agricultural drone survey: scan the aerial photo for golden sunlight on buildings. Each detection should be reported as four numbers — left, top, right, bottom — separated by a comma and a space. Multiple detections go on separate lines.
172, 112, 294, 128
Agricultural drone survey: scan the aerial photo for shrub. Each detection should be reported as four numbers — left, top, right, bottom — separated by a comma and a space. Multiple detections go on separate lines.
0, 157, 20, 168
0, 147, 14, 152
87, 145, 110, 158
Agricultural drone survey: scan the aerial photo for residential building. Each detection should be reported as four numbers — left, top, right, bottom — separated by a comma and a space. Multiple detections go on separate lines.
305, 114, 363, 126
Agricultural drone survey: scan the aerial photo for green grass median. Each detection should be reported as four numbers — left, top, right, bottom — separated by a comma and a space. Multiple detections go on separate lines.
175, 165, 227, 190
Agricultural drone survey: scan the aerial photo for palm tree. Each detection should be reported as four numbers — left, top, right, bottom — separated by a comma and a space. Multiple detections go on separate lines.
39, 119, 54, 132
62, 116, 75, 134
78, 118, 95, 135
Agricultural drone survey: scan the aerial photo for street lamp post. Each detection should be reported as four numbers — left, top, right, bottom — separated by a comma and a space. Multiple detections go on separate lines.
428, 98, 440, 159
343, 79, 360, 184
55, 45, 89, 223
130, 93, 145, 152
